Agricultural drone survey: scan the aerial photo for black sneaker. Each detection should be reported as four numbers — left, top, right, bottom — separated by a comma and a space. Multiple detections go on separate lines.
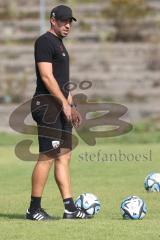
26, 208, 52, 221
63, 209, 92, 219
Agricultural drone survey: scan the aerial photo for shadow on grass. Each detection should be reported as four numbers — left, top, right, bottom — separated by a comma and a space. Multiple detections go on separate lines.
0, 213, 61, 220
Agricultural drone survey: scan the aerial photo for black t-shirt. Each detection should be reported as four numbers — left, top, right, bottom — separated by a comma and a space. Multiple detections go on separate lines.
34, 31, 69, 98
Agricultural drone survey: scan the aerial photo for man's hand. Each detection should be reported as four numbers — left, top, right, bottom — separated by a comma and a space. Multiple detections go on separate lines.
67, 92, 82, 127
62, 103, 72, 122
71, 107, 82, 128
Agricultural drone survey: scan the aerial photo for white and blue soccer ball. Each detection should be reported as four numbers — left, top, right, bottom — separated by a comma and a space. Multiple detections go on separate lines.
75, 193, 101, 216
120, 195, 147, 220
144, 173, 160, 192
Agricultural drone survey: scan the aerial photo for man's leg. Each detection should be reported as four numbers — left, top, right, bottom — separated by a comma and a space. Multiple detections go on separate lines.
54, 149, 72, 199
54, 148, 90, 219
26, 153, 54, 220
31, 153, 54, 197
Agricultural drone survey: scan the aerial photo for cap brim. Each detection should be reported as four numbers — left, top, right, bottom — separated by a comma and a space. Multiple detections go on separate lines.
60, 17, 77, 22
52, 16, 77, 22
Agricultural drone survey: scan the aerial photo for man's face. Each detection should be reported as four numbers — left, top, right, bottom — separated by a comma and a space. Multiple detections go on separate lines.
51, 18, 72, 38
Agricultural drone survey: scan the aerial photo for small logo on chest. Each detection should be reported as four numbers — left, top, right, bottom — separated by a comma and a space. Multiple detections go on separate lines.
59, 45, 66, 57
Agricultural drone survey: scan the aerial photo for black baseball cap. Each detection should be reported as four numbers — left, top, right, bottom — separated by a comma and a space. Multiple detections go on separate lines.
50, 5, 77, 22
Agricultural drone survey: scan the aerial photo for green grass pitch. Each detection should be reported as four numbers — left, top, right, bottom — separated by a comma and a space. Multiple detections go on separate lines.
0, 133, 160, 240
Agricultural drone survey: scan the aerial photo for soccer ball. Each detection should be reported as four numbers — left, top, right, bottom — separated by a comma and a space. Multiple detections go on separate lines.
144, 173, 160, 192
120, 195, 147, 220
75, 193, 101, 216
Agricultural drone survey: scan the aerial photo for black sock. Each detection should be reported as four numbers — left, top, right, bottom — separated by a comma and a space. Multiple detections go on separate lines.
29, 196, 41, 213
63, 198, 77, 212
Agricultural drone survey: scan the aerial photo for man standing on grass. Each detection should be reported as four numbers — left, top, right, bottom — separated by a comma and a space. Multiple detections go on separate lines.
26, 5, 90, 220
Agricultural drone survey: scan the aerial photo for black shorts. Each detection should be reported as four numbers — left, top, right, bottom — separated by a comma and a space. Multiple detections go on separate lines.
31, 94, 72, 155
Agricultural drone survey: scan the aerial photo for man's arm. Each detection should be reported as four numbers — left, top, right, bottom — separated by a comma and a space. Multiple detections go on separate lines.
37, 62, 72, 121
67, 91, 82, 128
